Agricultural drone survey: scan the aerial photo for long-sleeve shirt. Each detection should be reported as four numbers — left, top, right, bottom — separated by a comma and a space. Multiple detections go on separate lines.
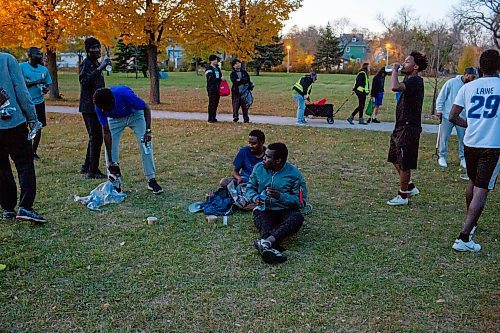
436, 75, 465, 119
0, 52, 37, 129
79, 57, 105, 114
230, 70, 251, 95
205, 65, 222, 95
371, 76, 385, 97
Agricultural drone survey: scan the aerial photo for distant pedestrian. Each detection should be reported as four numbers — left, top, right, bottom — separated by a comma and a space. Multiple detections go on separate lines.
435, 67, 478, 169
386, 51, 428, 206
230, 59, 253, 123
79, 37, 111, 179
205, 55, 225, 123
347, 62, 370, 125
367, 67, 387, 123
292, 72, 317, 125
19, 47, 52, 160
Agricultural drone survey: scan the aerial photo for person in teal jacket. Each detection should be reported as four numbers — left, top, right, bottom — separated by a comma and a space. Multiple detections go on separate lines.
246, 142, 307, 264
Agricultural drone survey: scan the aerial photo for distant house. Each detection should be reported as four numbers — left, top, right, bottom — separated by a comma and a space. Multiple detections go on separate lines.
166, 45, 184, 69
340, 34, 368, 64
57, 52, 79, 68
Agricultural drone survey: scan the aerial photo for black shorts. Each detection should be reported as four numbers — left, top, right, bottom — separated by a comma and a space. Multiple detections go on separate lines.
464, 146, 500, 190
387, 126, 422, 171
35, 102, 46, 127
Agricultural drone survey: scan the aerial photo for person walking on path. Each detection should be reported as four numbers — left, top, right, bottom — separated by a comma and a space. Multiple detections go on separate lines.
93, 86, 163, 194
78, 37, 111, 179
292, 72, 317, 125
205, 55, 225, 123
0, 52, 46, 224
449, 49, 499, 252
230, 59, 253, 123
435, 67, 478, 169
347, 63, 370, 125
246, 143, 307, 264
386, 51, 428, 206
367, 67, 387, 124
19, 47, 52, 160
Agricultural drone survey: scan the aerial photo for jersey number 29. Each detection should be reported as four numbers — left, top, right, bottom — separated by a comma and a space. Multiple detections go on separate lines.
468, 95, 499, 119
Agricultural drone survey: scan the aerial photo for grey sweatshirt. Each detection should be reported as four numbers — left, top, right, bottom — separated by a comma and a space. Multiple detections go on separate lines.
0, 52, 37, 129
436, 75, 466, 119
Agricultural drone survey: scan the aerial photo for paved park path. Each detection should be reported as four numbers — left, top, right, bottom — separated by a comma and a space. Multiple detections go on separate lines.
47, 105, 441, 134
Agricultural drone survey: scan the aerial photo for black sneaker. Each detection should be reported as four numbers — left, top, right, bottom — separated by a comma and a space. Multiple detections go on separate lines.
346, 116, 354, 125
261, 247, 287, 264
372, 118, 381, 123
16, 207, 47, 224
358, 118, 368, 125
33, 153, 41, 161
148, 178, 164, 194
233, 118, 239, 122
2, 210, 16, 219
254, 239, 272, 255
80, 165, 89, 174
367, 118, 372, 124
88, 171, 107, 179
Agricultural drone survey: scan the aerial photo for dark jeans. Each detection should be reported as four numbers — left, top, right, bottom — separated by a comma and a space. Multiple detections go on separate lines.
208, 93, 220, 121
351, 92, 367, 119
0, 123, 36, 211
82, 112, 103, 173
232, 94, 249, 122
253, 209, 304, 243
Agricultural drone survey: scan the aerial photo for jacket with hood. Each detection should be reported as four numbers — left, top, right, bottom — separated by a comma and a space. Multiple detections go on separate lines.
436, 75, 466, 119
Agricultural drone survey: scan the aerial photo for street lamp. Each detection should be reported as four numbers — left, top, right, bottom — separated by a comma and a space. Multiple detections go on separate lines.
286, 45, 291, 73
385, 43, 391, 67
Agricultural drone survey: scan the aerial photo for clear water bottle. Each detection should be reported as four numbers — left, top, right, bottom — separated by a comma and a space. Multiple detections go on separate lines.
255, 191, 269, 211
142, 140, 151, 155
104, 56, 112, 73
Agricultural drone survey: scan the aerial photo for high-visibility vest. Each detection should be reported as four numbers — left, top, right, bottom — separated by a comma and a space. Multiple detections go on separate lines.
292, 77, 313, 98
353, 71, 370, 94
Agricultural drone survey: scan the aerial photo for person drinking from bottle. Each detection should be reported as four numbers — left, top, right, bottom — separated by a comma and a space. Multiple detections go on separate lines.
19, 47, 52, 160
93, 86, 163, 194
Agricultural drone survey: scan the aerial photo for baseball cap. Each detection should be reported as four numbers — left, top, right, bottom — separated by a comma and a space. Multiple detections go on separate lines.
465, 67, 478, 76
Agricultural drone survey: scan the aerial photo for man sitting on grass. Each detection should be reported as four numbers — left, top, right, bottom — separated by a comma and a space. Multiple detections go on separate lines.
232, 129, 266, 184
93, 86, 163, 194
246, 143, 307, 264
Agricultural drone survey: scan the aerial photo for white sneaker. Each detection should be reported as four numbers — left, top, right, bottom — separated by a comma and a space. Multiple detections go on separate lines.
387, 195, 409, 206
459, 173, 469, 180
438, 157, 448, 168
452, 239, 481, 252
296, 122, 308, 126
460, 159, 467, 169
409, 186, 420, 197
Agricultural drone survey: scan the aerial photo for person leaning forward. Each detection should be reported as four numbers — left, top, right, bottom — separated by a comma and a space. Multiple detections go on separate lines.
246, 143, 307, 264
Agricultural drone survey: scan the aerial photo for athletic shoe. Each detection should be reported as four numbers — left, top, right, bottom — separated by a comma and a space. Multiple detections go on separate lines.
347, 116, 354, 125
409, 186, 420, 197
33, 153, 41, 161
358, 118, 368, 125
233, 118, 239, 122
438, 157, 448, 168
88, 171, 107, 179
261, 247, 287, 264
147, 178, 164, 194
386, 195, 409, 206
459, 173, 469, 181
80, 165, 89, 174
367, 118, 372, 123
460, 158, 467, 169
296, 122, 308, 126
470, 225, 477, 240
2, 210, 16, 219
452, 239, 481, 252
372, 119, 381, 123
16, 208, 47, 224
254, 239, 271, 255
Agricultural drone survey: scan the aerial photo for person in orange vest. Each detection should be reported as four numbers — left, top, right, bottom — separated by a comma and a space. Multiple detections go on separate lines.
347, 62, 370, 125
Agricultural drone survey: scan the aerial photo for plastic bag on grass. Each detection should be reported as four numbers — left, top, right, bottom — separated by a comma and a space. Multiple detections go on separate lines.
74, 181, 127, 211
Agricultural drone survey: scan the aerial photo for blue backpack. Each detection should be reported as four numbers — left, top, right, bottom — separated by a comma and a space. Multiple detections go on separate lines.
203, 188, 233, 216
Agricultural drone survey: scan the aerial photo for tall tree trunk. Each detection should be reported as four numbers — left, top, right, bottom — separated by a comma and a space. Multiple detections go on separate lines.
147, 43, 160, 105
254, 66, 260, 76
46, 49, 61, 100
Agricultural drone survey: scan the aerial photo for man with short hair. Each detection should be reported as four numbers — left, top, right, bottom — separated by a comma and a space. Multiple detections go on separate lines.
435, 67, 478, 168
19, 47, 52, 160
449, 49, 499, 252
93, 86, 163, 194
232, 129, 266, 184
0, 52, 46, 223
246, 142, 307, 264
79, 37, 111, 178
292, 72, 317, 125
387, 51, 428, 206
205, 55, 225, 123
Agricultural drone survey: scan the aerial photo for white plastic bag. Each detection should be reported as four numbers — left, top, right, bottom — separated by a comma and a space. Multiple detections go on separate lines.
74, 181, 127, 211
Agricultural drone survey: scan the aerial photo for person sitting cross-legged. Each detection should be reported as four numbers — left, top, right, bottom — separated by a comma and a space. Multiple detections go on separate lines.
232, 129, 266, 185
246, 143, 307, 264
93, 86, 163, 194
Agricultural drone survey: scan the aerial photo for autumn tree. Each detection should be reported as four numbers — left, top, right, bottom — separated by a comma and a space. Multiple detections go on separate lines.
457, 45, 480, 73
249, 37, 285, 75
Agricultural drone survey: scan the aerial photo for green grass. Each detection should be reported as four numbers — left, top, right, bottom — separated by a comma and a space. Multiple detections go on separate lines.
0, 114, 498, 332
51, 71, 445, 123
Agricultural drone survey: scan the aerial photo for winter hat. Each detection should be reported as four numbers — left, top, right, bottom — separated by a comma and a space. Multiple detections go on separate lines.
84, 37, 101, 53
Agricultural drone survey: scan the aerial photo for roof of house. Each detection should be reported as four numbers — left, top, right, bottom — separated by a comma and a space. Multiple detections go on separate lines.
340, 34, 366, 47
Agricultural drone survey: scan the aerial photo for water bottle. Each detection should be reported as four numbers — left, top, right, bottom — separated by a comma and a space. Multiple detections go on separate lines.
104, 56, 112, 73
142, 140, 151, 155
255, 191, 269, 211
27, 121, 43, 140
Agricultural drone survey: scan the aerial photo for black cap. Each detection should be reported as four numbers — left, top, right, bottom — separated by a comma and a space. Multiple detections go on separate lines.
465, 67, 478, 76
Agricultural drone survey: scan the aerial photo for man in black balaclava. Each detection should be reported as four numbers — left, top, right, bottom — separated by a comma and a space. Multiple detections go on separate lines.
78, 37, 111, 179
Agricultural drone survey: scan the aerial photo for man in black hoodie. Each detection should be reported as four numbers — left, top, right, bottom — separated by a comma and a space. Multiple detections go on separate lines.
205, 55, 225, 123
78, 37, 111, 178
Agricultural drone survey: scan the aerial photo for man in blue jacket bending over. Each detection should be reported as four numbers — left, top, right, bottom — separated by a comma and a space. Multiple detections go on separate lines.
246, 142, 307, 264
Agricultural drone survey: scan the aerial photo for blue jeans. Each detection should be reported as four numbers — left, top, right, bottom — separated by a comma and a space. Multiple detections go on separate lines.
293, 94, 306, 123
439, 117, 465, 160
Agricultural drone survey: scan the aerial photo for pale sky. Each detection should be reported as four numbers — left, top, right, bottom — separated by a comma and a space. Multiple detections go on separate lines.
283, 0, 458, 34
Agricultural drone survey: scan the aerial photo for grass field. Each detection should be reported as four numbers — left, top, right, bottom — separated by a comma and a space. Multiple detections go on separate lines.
0, 114, 498, 332
50, 71, 445, 123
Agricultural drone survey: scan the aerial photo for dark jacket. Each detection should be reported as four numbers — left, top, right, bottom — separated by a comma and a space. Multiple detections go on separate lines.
230, 70, 251, 95
371, 76, 385, 97
205, 65, 222, 95
353, 71, 369, 95
292, 76, 314, 98
78, 58, 105, 114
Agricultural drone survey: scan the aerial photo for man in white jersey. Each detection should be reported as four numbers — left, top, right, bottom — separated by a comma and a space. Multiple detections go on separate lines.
449, 49, 499, 252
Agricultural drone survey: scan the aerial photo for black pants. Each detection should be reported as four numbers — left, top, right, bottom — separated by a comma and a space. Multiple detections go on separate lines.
82, 112, 103, 173
351, 92, 367, 119
232, 94, 249, 122
253, 209, 304, 243
208, 93, 220, 122
0, 124, 36, 211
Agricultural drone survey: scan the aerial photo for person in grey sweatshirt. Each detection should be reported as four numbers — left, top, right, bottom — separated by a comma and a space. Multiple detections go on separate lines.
435, 67, 478, 169
0, 52, 46, 224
